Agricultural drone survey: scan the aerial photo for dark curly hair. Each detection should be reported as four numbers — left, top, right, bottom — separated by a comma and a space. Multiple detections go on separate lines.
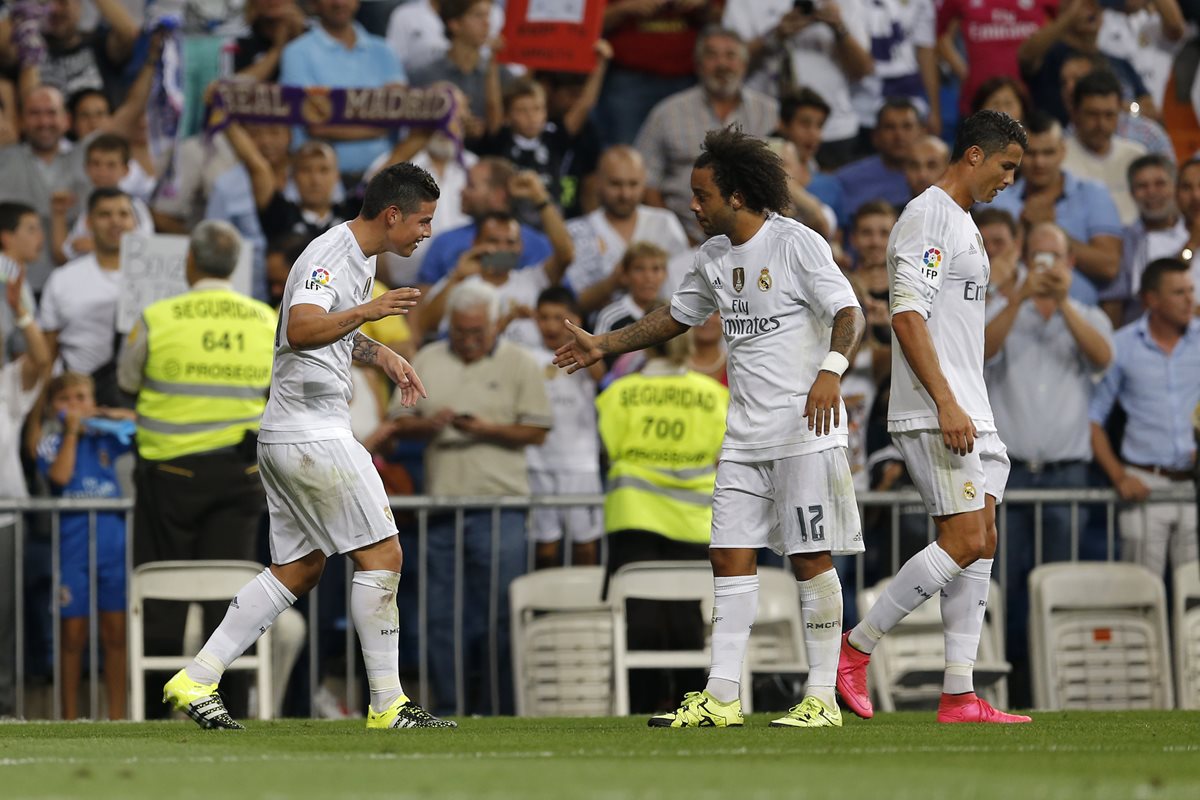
693, 126, 790, 215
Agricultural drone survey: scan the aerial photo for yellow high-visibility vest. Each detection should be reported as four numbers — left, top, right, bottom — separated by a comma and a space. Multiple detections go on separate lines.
595, 369, 729, 544
135, 288, 276, 461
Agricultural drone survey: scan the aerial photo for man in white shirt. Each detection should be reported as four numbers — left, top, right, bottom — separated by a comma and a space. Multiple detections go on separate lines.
161, 163, 453, 731
1064, 69, 1148, 224
838, 110, 1033, 725
556, 127, 866, 729
38, 188, 137, 406
565, 146, 689, 313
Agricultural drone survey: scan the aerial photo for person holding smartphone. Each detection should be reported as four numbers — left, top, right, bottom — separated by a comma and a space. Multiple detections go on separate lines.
419, 170, 575, 349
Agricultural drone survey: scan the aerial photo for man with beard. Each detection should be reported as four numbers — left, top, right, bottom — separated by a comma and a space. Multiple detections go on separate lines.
634, 27, 777, 244
564, 146, 690, 314
1101, 154, 1189, 327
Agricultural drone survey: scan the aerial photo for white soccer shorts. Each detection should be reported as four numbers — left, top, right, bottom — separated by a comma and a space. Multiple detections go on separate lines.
528, 468, 603, 544
711, 448, 864, 556
891, 429, 1009, 517
258, 438, 398, 565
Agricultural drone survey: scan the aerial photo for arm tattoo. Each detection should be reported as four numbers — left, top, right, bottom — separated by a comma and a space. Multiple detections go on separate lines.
830, 306, 866, 360
351, 332, 382, 365
604, 305, 689, 356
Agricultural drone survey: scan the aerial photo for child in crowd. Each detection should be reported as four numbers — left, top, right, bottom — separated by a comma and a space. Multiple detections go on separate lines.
482, 40, 612, 220
527, 287, 604, 568
593, 241, 669, 336
35, 372, 135, 720
53, 133, 154, 263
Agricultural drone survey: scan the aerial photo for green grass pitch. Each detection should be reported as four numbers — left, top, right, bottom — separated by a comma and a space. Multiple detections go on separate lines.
2, 712, 1198, 799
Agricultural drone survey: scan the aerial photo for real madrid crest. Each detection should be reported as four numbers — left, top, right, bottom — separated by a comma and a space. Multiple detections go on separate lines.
962, 481, 977, 501
758, 268, 772, 292
732, 267, 745, 293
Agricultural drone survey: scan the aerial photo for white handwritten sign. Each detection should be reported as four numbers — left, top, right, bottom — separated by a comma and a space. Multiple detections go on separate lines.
117, 232, 253, 333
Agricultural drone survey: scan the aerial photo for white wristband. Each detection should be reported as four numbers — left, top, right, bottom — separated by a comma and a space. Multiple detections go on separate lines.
14, 312, 33, 329
819, 351, 850, 377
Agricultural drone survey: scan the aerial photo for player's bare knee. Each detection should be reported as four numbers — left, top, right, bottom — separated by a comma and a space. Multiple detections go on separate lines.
709, 547, 757, 577
788, 551, 834, 581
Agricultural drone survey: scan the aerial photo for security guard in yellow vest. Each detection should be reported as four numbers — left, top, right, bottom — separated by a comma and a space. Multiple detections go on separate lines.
117, 221, 275, 709
595, 334, 727, 712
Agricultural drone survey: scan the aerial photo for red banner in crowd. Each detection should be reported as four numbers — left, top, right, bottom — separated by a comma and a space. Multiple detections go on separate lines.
500, 0, 607, 74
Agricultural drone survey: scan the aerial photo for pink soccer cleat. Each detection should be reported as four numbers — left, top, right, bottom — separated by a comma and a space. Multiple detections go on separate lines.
937, 692, 1032, 724
836, 631, 874, 719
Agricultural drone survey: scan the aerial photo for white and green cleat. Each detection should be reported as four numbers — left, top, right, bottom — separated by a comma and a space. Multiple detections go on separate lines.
769, 695, 843, 728
366, 695, 457, 729
162, 669, 244, 730
647, 691, 743, 728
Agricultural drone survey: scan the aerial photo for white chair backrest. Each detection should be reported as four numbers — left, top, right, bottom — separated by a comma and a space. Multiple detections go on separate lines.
608, 560, 714, 619
132, 561, 265, 603
1029, 562, 1173, 710
1173, 562, 1200, 709
510, 566, 606, 613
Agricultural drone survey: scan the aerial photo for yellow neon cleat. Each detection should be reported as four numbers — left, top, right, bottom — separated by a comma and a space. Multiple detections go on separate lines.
366, 695, 457, 729
769, 695, 843, 728
162, 668, 244, 730
647, 691, 743, 728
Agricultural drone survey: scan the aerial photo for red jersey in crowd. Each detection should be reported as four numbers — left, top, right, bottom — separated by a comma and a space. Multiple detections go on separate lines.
938, 0, 1059, 113
606, 0, 725, 78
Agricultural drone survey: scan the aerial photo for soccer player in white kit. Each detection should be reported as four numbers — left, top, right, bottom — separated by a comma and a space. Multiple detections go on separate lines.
162, 163, 456, 730
556, 127, 866, 728
837, 110, 1034, 724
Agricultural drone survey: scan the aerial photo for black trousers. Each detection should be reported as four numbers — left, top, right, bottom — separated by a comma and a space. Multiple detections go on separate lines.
606, 530, 709, 714
133, 449, 266, 716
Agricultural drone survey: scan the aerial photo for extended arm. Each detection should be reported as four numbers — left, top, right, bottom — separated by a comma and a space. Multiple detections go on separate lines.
225, 122, 278, 211
1059, 302, 1112, 368
553, 304, 690, 374
286, 289, 420, 350
1071, 235, 1121, 285
351, 331, 427, 406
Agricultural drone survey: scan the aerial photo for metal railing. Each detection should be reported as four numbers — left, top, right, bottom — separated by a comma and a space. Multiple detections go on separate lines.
0, 485, 1194, 720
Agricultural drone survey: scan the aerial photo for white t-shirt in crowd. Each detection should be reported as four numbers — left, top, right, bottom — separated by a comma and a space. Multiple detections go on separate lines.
525, 345, 600, 472
594, 294, 647, 336
852, 0, 936, 126
1063, 134, 1148, 226
0, 360, 41, 526
385, 0, 505, 74
887, 185, 995, 433
1099, 8, 1194, 108
38, 254, 121, 375
564, 205, 690, 294
670, 214, 860, 462
261, 223, 378, 443
723, 0, 869, 142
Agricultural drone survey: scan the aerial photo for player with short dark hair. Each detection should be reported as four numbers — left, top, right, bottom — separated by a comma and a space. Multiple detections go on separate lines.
163, 162, 453, 731
838, 109, 1033, 725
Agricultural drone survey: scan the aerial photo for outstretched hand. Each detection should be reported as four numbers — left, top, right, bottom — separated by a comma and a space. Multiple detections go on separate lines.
553, 319, 604, 374
362, 287, 421, 321
5, 262, 25, 313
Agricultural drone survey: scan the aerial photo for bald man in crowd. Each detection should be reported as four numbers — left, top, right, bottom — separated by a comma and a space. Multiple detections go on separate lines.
565, 145, 690, 313
905, 135, 951, 198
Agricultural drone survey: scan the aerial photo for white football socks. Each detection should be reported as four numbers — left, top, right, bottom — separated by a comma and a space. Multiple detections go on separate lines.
798, 569, 842, 708
705, 574, 759, 704
849, 541, 962, 655
940, 557, 992, 695
187, 568, 296, 685
351, 570, 405, 713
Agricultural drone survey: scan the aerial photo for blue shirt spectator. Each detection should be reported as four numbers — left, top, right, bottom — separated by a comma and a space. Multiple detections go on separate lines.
834, 99, 922, 227
280, 2, 406, 177
808, 173, 846, 229
1090, 315, 1200, 473
417, 222, 552, 287
988, 171, 1122, 306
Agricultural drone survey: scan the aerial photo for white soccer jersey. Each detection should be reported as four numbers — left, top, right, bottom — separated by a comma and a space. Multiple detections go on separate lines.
525, 346, 600, 472
887, 186, 995, 433
670, 214, 860, 462
260, 223, 378, 443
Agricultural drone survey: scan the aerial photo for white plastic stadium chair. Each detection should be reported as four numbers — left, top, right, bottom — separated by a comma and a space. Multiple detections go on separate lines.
740, 567, 809, 713
857, 578, 1011, 712
1172, 561, 1200, 709
510, 566, 613, 717
128, 561, 273, 721
608, 561, 714, 716
1029, 562, 1173, 710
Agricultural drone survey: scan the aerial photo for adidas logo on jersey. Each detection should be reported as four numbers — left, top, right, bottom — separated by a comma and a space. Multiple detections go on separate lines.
712, 277, 723, 290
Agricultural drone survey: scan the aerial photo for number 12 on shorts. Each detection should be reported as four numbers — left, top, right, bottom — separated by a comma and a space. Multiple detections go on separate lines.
796, 504, 825, 542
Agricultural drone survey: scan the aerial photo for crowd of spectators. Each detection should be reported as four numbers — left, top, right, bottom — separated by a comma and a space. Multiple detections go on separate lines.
3, 0, 1200, 716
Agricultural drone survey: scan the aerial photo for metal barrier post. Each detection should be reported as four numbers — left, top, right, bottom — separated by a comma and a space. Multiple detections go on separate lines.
307, 583, 319, 715
1107, 502, 1116, 561
453, 508, 465, 717
998, 502, 1008, 592
344, 556, 357, 713
418, 509, 430, 710
88, 511, 99, 719
489, 505, 501, 717
1033, 501, 1044, 567
14, 513, 25, 720
1070, 502, 1080, 562
51, 510, 61, 721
